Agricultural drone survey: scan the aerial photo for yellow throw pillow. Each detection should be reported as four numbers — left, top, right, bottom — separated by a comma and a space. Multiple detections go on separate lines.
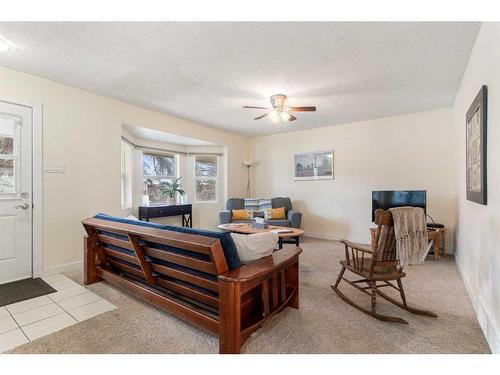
271, 207, 286, 220
232, 209, 250, 220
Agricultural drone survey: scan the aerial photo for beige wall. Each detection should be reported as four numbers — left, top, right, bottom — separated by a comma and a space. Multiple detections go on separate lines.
0, 66, 249, 273
453, 22, 500, 353
249, 108, 457, 247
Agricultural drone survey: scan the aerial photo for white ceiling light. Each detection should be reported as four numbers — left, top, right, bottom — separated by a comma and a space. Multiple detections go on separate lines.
280, 112, 291, 121
0, 37, 11, 52
268, 110, 280, 123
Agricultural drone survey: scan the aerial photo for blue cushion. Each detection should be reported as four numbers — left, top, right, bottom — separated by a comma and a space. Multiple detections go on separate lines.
93, 213, 241, 270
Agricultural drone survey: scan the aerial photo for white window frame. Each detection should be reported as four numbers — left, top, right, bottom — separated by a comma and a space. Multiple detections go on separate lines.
194, 155, 218, 204
121, 140, 133, 209
143, 152, 176, 204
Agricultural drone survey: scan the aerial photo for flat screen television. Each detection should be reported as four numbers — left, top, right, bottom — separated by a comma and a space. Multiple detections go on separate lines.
371, 190, 426, 222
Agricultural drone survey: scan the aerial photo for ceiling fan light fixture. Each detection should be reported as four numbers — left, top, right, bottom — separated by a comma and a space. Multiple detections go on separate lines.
269, 110, 280, 123
0, 37, 11, 52
243, 94, 316, 123
280, 112, 291, 121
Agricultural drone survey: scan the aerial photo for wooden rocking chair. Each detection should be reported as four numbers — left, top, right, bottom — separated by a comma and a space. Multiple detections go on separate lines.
331, 209, 437, 324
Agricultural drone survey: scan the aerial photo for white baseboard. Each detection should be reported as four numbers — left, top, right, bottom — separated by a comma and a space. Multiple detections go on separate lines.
43, 260, 83, 277
303, 231, 341, 241
456, 256, 499, 353
303, 231, 456, 254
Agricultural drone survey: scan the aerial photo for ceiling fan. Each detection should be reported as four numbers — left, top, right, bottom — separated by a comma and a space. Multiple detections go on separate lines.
243, 94, 316, 122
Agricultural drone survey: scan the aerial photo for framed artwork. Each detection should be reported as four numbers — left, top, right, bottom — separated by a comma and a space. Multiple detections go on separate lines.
466, 85, 487, 205
294, 150, 334, 180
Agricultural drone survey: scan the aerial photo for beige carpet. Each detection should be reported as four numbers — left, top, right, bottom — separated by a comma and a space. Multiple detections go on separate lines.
9, 238, 490, 354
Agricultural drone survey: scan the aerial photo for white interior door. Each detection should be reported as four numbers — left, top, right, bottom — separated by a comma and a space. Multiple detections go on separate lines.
0, 101, 33, 284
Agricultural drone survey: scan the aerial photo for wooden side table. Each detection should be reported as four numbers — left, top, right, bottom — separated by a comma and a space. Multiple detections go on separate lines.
427, 228, 447, 260
369, 227, 447, 260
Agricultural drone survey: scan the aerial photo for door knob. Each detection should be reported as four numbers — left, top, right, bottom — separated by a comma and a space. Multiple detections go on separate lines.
15, 203, 30, 210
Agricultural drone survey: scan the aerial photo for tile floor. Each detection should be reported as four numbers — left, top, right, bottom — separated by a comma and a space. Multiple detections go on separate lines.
0, 273, 116, 352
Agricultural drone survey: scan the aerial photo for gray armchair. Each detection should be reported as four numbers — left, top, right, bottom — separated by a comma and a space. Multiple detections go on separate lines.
219, 198, 245, 225
219, 197, 302, 228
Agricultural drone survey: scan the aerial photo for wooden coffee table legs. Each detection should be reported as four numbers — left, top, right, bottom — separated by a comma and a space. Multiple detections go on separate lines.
281, 236, 300, 249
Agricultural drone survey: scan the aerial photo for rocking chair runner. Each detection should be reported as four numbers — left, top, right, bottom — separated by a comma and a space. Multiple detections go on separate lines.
331, 209, 437, 324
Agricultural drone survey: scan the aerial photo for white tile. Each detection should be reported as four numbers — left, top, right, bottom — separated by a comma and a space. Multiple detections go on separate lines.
21, 313, 77, 341
13, 302, 64, 327
6, 295, 53, 315
69, 299, 116, 322
41, 273, 67, 283
0, 315, 18, 334
0, 307, 9, 318
48, 278, 80, 291
57, 291, 101, 311
0, 328, 28, 353
48, 285, 88, 302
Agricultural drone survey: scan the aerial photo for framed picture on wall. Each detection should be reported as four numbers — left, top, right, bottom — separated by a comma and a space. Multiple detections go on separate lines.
466, 85, 487, 205
294, 150, 334, 180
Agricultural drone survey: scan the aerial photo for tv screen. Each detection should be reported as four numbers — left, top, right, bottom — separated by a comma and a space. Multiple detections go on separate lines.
371, 190, 426, 221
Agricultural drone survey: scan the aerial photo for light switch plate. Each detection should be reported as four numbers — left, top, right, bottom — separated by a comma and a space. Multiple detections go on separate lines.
43, 163, 65, 173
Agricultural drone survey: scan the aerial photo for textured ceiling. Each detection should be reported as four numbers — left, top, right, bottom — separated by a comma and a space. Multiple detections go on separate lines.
0, 22, 480, 136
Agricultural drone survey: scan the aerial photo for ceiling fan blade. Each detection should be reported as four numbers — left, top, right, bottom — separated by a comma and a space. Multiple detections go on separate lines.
288, 114, 297, 121
288, 106, 316, 112
254, 113, 268, 120
243, 106, 268, 110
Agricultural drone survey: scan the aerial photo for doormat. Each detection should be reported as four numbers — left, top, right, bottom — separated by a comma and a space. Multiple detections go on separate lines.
0, 278, 57, 307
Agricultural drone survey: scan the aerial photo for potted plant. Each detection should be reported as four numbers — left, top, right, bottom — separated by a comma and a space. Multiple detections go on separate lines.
159, 177, 185, 205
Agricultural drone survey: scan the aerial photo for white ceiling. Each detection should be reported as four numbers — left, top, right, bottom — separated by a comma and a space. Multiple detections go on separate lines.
122, 123, 216, 146
0, 22, 480, 136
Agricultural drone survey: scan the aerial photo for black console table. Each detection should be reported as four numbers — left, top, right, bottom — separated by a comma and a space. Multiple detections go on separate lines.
138, 204, 192, 228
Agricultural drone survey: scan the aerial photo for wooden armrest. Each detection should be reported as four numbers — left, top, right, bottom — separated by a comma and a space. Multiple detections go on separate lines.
340, 239, 373, 253
218, 246, 302, 284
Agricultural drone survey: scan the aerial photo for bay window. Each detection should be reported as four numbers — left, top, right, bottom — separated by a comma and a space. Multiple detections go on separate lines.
194, 155, 217, 203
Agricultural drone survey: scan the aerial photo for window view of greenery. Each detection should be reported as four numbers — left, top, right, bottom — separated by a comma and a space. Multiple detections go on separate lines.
195, 157, 217, 177
0, 136, 13, 154
0, 136, 14, 193
195, 156, 217, 202
143, 153, 176, 204
196, 179, 216, 202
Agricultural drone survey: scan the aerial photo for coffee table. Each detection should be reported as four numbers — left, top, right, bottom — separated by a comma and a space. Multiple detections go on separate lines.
218, 223, 304, 249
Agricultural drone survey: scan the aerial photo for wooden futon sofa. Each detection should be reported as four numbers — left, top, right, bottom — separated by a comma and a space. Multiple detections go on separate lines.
82, 214, 301, 353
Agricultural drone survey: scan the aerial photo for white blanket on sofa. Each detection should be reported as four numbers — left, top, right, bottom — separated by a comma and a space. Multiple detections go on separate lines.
230, 232, 279, 264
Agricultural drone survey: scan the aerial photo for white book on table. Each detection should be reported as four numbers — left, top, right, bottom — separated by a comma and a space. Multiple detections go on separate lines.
271, 229, 293, 234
